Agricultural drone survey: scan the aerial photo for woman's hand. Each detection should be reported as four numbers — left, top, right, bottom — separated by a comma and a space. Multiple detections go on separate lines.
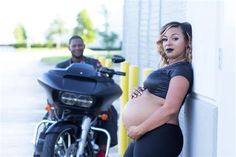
131, 86, 145, 99
127, 125, 144, 140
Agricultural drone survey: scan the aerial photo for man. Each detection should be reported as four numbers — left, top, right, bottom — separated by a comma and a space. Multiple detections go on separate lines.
56, 35, 118, 157
56, 35, 101, 69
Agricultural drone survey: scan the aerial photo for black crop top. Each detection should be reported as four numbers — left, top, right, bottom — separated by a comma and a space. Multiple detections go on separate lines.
143, 61, 193, 99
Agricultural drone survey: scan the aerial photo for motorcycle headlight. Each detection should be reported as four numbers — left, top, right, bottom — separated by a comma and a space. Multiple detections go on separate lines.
60, 92, 95, 108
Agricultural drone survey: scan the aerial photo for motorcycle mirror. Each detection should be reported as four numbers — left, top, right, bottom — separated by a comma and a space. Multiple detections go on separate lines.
112, 55, 125, 63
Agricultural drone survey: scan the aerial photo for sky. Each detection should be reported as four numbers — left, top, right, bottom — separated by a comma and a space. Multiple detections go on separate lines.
0, 0, 124, 44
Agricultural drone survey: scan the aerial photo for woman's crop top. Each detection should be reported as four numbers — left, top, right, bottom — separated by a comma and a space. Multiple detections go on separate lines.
143, 61, 193, 99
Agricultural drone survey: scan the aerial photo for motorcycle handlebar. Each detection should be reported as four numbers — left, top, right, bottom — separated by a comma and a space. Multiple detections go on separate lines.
99, 67, 126, 77
115, 71, 126, 76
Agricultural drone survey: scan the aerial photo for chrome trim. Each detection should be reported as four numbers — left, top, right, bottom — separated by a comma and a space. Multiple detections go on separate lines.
91, 126, 111, 157
76, 116, 92, 157
33, 120, 56, 145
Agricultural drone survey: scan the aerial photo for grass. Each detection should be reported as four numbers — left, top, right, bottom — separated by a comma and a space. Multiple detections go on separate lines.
39, 49, 122, 64
41, 56, 70, 64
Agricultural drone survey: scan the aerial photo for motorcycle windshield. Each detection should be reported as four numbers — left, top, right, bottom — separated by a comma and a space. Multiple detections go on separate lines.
38, 63, 98, 94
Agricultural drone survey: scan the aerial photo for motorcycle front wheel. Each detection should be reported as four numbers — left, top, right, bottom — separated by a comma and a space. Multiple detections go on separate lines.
42, 124, 94, 157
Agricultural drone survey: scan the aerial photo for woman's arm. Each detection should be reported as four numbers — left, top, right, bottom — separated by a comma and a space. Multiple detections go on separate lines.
127, 76, 190, 140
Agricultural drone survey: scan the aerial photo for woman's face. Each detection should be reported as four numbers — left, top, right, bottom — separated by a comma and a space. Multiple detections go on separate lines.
162, 27, 187, 62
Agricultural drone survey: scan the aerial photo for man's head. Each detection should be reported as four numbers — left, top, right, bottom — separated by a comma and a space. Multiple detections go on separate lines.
68, 35, 85, 60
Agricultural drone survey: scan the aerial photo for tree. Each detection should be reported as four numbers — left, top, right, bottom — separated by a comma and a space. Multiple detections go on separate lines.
98, 6, 118, 50
46, 16, 68, 48
99, 31, 118, 50
13, 24, 27, 45
73, 9, 96, 44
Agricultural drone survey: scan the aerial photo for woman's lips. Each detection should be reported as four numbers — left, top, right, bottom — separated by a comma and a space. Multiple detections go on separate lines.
166, 48, 174, 53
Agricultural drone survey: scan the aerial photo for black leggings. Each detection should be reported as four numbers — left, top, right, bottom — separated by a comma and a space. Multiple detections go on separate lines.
124, 124, 183, 157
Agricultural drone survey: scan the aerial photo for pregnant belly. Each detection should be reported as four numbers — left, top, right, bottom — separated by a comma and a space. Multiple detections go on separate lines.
122, 90, 164, 129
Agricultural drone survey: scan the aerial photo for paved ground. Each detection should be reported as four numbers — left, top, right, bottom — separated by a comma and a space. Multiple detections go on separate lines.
0, 51, 120, 157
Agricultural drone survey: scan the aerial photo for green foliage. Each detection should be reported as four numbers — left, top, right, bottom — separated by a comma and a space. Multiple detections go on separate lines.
41, 56, 70, 64
40, 50, 121, 64
13, 24, 27, 44
46, 17, 68, 48
90, 47, 121, 51
73, 9, 96, 44
10, 43, 68, 48
10, 43, 27, 48
99, 31, 118, 50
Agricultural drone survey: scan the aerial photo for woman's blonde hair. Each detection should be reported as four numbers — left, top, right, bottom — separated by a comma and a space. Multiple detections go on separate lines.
156, 21, 192, 66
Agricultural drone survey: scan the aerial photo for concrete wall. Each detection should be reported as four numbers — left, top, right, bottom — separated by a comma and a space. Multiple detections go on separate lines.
183, 1, 219, 156
122, 0, 160, 68
186, 1, 235, 156
215, 1, 236, 156
122, 0, 236, 156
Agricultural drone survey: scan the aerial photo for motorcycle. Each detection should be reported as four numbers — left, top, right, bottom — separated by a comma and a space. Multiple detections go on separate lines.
33, 55, 125, 157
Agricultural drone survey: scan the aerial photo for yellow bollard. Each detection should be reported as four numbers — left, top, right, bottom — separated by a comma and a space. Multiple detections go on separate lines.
120, 62, 130, 110
118, 64, 139, 156
118, 62, 129, 156
142, 68, 153, 82
105, 58, 112, 68
128, 65, 139, 97
126, 65, 139, 144
98, 56, 106, 66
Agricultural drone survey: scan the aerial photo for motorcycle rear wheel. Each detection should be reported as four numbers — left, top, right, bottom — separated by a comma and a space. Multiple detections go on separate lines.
42, 125, 94, 157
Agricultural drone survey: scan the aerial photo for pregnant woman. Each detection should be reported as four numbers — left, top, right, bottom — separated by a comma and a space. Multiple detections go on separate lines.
123, 21, 194, 157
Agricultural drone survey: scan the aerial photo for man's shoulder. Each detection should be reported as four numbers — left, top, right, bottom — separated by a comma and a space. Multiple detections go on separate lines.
84, 56, 99, 62
84, 56, 99, 63
55, 58, 71, 68
84, 56, 101, 69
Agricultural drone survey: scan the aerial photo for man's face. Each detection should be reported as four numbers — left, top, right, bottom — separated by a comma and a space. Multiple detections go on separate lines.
69, 38, 85, 58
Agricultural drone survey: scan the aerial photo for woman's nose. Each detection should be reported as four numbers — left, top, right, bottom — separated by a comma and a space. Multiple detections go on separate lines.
164, 40, 172, 47
166, 39, 173, 45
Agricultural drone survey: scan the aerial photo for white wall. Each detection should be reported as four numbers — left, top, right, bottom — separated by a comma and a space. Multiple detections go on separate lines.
184, 1, 219, 156
216, 1, 236, 156
122, 0, 161, 70
122, 0, 140, 65
122, 0, 236, 156
186, 0, 236, 156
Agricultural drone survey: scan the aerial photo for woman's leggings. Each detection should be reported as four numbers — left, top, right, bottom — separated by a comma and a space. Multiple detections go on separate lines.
123, 124, 183, 157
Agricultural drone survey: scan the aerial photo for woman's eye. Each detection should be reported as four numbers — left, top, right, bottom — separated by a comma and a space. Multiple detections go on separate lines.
173, 37, 179, 41
162, 38, 167, 42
